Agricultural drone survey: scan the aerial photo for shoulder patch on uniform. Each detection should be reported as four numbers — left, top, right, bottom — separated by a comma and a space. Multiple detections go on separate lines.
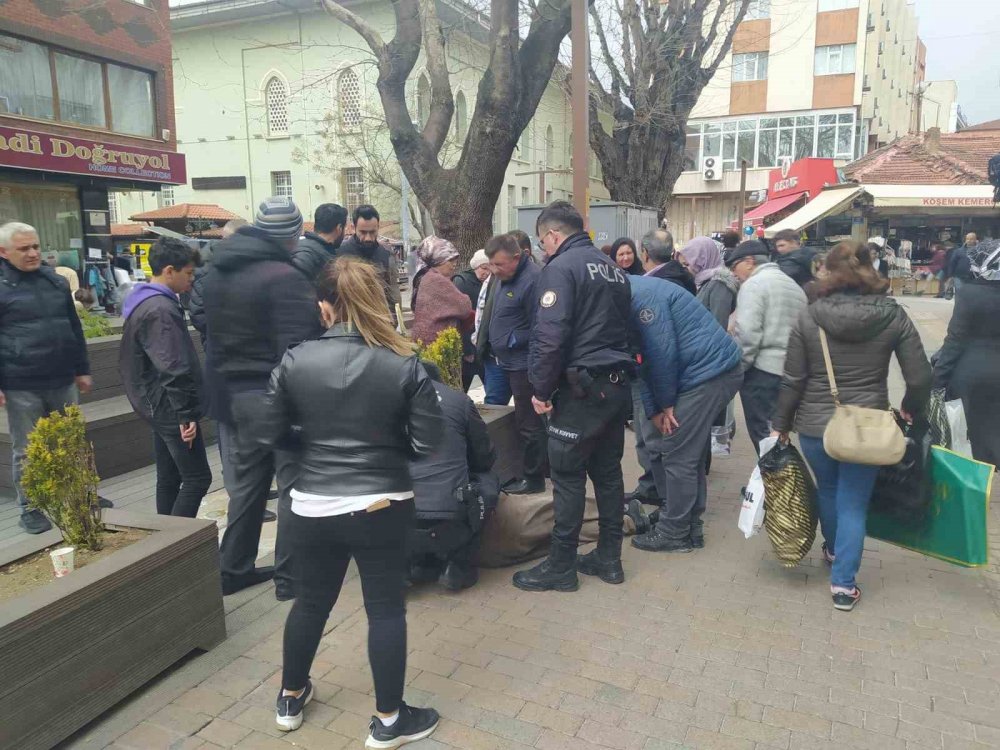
638, 307, 655, 324
540, 290, 557, 308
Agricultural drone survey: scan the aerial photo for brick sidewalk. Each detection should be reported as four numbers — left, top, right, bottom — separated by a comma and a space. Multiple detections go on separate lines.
71, 298, 1000, 750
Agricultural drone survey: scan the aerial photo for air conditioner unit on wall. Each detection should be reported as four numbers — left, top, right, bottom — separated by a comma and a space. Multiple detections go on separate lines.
702, 157, 722, 182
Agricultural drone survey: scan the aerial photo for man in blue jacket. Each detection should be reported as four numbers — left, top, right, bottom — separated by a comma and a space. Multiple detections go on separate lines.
628, 275, 743, 553
485, 233, 546, 494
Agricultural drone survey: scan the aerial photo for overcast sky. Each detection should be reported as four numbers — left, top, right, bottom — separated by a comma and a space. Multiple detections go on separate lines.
914, 0, 998, 125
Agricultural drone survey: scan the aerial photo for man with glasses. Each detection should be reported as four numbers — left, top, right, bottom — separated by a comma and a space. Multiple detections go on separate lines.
726, 240, 807, 454
0, 222, 92, 534
512, 201, 633, 592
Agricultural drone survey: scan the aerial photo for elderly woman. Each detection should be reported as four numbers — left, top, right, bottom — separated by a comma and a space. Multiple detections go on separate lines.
410, 236, 474, 348
612, 237, 644, 275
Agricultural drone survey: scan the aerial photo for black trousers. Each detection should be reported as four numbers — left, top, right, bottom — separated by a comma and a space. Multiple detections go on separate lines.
282, 500, 413, 713
461, 359, 484, 393
507, 369, 549, 481
740, 367, 782, 456
409, 517, 483, 569
152, 422, 212, 518
547, 372, 630, 564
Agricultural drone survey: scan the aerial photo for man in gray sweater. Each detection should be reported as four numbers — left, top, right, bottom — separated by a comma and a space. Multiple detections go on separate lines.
728, 241, 807, 454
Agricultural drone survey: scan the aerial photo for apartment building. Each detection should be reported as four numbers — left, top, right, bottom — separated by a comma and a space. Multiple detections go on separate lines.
665, 0, 951, 243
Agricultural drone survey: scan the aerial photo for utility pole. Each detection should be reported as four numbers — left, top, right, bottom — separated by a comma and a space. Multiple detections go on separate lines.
571, 0, 589, 227
738, 159, 748, 233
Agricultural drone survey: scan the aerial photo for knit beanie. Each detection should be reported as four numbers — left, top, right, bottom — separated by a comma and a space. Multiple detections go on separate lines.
470, 249, 489, 269
254, 196, 303, 241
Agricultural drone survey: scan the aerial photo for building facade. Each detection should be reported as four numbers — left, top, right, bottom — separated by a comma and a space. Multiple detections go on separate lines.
664, 0, 956, 243
0, 0, 185, 268
117, 0, 609, 238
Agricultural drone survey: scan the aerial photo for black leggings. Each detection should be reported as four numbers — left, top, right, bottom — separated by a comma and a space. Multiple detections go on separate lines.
282, 499, 413, 713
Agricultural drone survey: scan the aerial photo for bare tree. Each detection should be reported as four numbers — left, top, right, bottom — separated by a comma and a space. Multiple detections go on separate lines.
587, 0, 751, 216
321, 0, 574, 258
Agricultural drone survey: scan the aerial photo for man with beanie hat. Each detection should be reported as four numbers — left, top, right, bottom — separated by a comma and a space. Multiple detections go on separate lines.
204, 196, 322, 597
726, 240, 807, 454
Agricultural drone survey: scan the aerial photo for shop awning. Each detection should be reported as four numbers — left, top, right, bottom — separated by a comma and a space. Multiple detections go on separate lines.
764, 185, 863, 238
744, 192, 806, 225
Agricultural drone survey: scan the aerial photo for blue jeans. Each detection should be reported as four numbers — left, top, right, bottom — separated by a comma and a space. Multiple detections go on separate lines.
799, 436, 879, 590
483, 358, 512, 405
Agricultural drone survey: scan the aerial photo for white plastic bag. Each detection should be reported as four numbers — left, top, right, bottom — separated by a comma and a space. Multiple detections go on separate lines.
945, 399, 972, 458
738, 437, 777, 539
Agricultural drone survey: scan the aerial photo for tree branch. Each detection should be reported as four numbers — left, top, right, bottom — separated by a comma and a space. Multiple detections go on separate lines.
320, 0, 387, 55
589, 6, 630, 97
418, 0, 455, 154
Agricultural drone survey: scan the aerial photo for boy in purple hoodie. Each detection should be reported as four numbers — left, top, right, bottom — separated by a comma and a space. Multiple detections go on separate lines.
120, 238, 211, 517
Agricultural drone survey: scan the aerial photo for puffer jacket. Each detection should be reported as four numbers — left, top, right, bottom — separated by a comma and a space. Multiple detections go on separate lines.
262, 323, 443, 496
0, 260, 89, 391
292, 232, 339, 282
630, 275, 741, 417
734, 263, 808, 376
202, 226, 321, 392
696, 269, 740, 329
410, 379, 496, 519
775, 246, 818, 287
772, 293, 931, 438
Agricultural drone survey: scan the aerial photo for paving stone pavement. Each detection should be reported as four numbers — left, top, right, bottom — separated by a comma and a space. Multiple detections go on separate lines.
67, 297, 1000, 750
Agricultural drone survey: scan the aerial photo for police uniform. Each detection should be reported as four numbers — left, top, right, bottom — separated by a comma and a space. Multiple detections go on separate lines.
517, 232, 633, 586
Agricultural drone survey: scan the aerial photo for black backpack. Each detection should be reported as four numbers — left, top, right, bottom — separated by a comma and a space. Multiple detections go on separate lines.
989, 153, 1000, 204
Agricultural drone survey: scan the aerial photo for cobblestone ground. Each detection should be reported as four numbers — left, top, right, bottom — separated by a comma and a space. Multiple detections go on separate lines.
74, 298, 1000, 750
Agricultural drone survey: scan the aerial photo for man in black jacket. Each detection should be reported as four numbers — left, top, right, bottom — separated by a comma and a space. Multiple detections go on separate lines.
120, 238, 211, 518
639, 229, 696, 295
452, 249, 490, 391
409, 362, 499, 591
336, 204, 400, 319
772, 229, 818, 288
292, 203, 347, 281
513, 202, 633, 593
0, 221, 92, 534
204, 197, 322, 597
485, 233, 547, 494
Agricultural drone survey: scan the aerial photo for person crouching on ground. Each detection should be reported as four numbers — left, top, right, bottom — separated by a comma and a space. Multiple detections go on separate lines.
120, 238, 211, 518
627, 275, 743, 553
260, 257, 444, 747
409, 361, 500, 590
771, 242, 930, 612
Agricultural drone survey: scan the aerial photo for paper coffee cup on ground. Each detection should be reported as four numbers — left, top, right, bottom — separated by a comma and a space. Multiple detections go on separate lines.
50, 547, 75, 577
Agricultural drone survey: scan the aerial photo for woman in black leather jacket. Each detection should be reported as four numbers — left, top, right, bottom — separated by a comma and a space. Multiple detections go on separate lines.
261, 257, 444, 747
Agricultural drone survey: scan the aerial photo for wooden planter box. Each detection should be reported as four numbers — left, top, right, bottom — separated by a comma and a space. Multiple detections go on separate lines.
0, 510, 226, 750
480, 405, 521, 483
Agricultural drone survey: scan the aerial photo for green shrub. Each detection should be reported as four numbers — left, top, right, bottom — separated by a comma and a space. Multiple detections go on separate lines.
21, 406, 104, 551
79, 311, 113, 339
418, 326, 464, 391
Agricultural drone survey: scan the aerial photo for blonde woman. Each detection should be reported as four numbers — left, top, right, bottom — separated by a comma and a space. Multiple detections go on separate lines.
262, 257, 443, 747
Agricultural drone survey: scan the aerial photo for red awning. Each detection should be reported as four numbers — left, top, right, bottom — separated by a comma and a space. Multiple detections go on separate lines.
744, 192, 807, 226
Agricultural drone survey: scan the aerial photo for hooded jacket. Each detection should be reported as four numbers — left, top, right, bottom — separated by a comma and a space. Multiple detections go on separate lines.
772, 293, 931, 438
292, 231, 340, 282
0, 260, 89, 391
202, 226, 321, 392
733, 263, 808, 376
630, 275, 741, 417
120, 283, 203, 425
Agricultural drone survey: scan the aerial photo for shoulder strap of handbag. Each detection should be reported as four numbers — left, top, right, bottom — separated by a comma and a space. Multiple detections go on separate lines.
818, 327, 841, 406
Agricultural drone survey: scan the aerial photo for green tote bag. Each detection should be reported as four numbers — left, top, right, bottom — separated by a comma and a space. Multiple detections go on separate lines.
867, 446, 993, 567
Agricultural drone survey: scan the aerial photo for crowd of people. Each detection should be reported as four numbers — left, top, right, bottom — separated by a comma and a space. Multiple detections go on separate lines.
2, 200, 999, 747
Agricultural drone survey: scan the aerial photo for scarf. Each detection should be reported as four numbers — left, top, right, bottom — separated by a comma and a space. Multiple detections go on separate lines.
680, 236, 724, 288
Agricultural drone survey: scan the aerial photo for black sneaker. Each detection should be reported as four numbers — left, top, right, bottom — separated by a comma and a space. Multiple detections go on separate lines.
576, 549, 624, 584
832, 586, 861, 612
512, 557, 579, 592
624, 498, 650, 536
365, 703, 440, 748
97, 496, 114, 509
275, 680, 313, 731
439, 561, 478, 591
262, 508, 277, 523
631, 527, 693, 553
19, 509, 52, 535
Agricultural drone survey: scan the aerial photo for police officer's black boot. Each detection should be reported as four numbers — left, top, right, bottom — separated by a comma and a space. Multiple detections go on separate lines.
511, 551, 579, 592
440, 560, 479, 591
576, 549, 624, 585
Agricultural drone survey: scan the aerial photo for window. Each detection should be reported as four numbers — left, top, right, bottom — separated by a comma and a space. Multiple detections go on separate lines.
108, 193, 120, 224
521, 186, 530, 205
338, 69, 361, 130
745, 0, 770, 20
416, 75, 430, 129
108, 63, 154, 136
455, 91, 467, 141
265, 76, 289, 136
159, 185, 175, 207
55, 52, 106, 129
507, 185, 516, 231
815, 44, 856, 76
544, 125, 555, 167
818, 0, 859, 10
732, 52, 768, 82
518, 123, 532, 162
341, 168, 365, 214
0, 35, 54, 120
271, 171, 292, 199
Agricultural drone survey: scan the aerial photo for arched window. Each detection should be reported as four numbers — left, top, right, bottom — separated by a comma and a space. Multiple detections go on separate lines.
339, 69, 361, 130
455, 91, 467, 141
417, 75, 430, 129
265, 76, 288, 136
544, 125, 554, 167
518, 122, 531, 161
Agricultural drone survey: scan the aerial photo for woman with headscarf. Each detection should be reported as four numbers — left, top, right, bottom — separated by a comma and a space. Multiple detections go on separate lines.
612, 237, 644, 275
933, 240, 1000, 466
410, 236, 474, 348
681, 236, 740, 331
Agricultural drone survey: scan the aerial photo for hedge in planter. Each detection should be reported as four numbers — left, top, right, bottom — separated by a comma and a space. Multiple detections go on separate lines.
418, 326, 463, 391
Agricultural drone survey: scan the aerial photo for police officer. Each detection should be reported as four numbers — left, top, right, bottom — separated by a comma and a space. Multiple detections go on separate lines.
512, 201, 633, 592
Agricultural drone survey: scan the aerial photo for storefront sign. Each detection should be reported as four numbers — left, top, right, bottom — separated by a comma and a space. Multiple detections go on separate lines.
768, 157, 840, 200
919, 197, 995, 207
0, 125, 186, 185
870, 195, 997, 208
